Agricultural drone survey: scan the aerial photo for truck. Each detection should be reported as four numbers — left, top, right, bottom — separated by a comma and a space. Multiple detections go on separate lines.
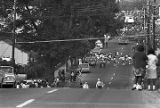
0, 66, 16, 88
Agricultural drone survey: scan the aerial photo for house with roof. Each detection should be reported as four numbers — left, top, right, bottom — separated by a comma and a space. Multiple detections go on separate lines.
0, 40, 29, 65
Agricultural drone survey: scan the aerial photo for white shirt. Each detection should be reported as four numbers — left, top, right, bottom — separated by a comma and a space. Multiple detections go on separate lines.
79, 59, 82, 65
96, 81, 104, 88
147, 54, 158, 70
83, 84, 89, 89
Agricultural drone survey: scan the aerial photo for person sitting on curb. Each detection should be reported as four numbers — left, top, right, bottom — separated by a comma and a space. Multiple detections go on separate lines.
96, 78, 105, 89
82, 82, 89, 89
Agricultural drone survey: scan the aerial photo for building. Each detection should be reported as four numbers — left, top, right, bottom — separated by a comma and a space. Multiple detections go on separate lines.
0, 41, 29, 65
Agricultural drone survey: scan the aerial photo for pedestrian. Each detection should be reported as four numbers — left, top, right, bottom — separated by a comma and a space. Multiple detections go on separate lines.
82, 82, 89, 89
132, 45, 148, 91
16, 82, 20, 89
79, 80, 83, 88
70, 71, 75, 82
146, 48, 158, 91
78, 69, 82, 77
96, 78, 105, 89
54, 77, 60, 87
155, 48, 160, 79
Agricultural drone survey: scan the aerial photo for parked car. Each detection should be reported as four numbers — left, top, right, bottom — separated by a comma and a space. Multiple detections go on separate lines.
78, 63, 90, 73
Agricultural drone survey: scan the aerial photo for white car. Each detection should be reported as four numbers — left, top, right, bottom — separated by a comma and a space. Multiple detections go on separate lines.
79, 63, 90, 73
125, 15, 134, 23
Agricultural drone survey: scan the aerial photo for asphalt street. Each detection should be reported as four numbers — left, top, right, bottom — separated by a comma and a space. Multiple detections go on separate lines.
1, 42, 160, 108
1, 88, 160, 108
79, 42, 133, 89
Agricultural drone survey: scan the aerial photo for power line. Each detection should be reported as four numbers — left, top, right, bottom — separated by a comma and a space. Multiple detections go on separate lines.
0, 31, 13, 34
16, 37, 104, 44
15, 33, 160, 44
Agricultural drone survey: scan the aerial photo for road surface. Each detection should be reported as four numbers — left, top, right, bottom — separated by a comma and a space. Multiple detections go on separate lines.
0, 88, 160, 108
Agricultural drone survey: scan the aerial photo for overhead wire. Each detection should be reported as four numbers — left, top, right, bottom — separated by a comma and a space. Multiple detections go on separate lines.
16, 37, 104, 44
15, 33, 160, 44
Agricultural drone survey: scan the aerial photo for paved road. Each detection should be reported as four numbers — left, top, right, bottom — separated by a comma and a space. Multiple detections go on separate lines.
1, 42, 160, 108
80, 42, 133, 89
0, 88, 160, 108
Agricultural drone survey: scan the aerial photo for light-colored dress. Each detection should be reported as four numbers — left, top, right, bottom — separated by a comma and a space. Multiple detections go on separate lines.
146, 54, 158, 79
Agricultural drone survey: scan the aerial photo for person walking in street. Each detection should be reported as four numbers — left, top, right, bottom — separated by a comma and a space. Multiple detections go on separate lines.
132, 45, 148, 91
96, 78, 105, 89
146, 48, 158, 91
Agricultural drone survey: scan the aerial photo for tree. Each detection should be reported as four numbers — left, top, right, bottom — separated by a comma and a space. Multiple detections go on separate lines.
119, 0, 144, 11
0, 0, 123, 80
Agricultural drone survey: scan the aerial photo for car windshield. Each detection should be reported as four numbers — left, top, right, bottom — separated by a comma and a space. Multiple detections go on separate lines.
81, 64, 89, 68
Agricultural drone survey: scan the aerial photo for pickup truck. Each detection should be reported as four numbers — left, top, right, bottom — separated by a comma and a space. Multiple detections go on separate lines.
0, 66, 16, 88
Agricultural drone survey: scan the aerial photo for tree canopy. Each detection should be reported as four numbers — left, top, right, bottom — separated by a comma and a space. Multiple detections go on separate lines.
119, 0, 144, 11
0, 0, 123, 79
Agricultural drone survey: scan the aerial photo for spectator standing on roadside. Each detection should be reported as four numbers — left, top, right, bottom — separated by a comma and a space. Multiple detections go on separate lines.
54, 77, 60, 87
155, 48, 160, 79
70, 71, 75, 82
132, 45, 148, 90
16, 82, 20, 89
146, 48, 158, 91
61, 70, 65, 82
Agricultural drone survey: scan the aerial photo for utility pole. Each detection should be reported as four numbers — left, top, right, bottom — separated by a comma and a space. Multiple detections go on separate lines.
146, 0, 151, 53
12, 0, 17, 73
152, 0, 156, 50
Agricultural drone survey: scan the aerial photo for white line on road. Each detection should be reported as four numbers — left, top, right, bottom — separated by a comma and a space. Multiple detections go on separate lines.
16, 99, 35, 108
47, 89, 58, 94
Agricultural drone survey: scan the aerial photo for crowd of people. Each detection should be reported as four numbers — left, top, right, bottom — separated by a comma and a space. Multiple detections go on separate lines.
15, 44, 160, 91
80, 44, 160, 91
16, 79, 50, 89
132, 44, 160, 91
83, 50, 133, 69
